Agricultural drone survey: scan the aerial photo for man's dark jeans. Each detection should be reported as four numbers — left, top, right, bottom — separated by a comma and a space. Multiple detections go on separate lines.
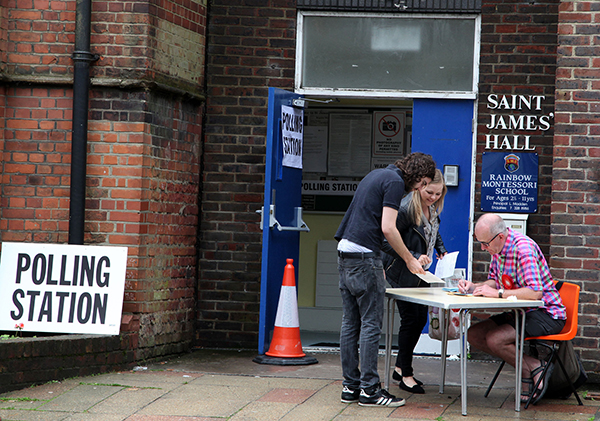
338, 255, 385, 390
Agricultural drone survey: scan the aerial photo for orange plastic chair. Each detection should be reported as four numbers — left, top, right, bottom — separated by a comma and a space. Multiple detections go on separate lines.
484, 281, 583, 408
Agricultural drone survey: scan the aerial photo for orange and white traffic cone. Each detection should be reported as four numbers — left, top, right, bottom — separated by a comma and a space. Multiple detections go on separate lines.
254, 258, 317, 365
266, 258, 305, 358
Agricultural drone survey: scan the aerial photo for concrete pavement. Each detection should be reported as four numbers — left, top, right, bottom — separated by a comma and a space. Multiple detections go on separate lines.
0, 348, 597, 420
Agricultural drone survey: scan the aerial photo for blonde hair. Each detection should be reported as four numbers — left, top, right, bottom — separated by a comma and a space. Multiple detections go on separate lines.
408, 169, 447, 226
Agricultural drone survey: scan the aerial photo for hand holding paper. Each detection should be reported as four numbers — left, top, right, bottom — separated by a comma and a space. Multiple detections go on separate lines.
434, 251, 459, 279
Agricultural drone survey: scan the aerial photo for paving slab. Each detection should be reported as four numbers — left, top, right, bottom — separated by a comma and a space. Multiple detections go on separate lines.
0, 348, 596, 421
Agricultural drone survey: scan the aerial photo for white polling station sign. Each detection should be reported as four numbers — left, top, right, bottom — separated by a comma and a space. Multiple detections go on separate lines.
0, 242, 128, 335
281, 104, 303, 169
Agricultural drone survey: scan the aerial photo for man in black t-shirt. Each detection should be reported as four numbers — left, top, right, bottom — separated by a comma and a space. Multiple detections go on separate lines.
335, 152, 436, 407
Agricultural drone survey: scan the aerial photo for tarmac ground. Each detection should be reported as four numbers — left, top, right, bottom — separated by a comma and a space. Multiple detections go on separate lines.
0, 348, 597, 421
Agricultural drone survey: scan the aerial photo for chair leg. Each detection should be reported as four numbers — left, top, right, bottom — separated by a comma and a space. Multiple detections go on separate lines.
554, 353, 584, 406
484, 360, 505, 397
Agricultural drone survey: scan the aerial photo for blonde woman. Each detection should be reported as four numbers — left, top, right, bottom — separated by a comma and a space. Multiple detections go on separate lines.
381, 169, 448, 394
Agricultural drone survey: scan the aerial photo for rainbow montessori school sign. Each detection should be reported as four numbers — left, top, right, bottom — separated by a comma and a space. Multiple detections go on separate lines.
0, 242, 128, 335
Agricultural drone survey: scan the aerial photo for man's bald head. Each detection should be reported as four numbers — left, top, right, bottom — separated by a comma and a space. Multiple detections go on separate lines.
474, 213, 508, 254
475, 213, 506, 236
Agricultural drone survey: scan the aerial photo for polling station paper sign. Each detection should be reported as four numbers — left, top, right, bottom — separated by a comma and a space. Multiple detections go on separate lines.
281, 104, 303, 169
0, 242, 128, 335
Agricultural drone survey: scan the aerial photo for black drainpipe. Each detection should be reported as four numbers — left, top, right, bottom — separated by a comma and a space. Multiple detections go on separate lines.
68, 0, 98, 245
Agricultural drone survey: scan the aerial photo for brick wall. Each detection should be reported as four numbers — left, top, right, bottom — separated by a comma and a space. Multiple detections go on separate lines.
0, 86, 6, 231
473, 0, 558, 282
90, 0, 206, 95
0, 0, 206, 390
2, 0, 206, 90
1, 2, 75, 78
553, 0, 600, 374
0, 87, 72, 244
0, 87, 202, 388
86, 88, 203, 359
197, 0, 296, 348
0, 334, 131, 394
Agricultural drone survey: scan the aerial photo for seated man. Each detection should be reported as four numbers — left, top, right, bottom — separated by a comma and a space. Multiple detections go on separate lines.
458, 213, 566, 404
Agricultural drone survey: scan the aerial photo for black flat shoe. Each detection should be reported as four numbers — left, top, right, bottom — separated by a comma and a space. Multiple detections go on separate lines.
392, 371, 423, 386
399, 378, 425, 394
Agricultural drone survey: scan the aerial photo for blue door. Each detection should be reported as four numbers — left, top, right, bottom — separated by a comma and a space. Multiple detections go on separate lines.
258, 88, 304, 354
411, 98, 474, 275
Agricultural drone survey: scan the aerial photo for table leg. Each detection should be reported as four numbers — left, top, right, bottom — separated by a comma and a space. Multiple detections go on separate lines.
440, 309, 450, 394
384, 297, 394, 390
514, 309, 525, 412
460, 309, 469, 416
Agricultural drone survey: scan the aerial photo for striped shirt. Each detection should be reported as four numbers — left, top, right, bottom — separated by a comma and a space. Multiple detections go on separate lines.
488, 228, 566, 320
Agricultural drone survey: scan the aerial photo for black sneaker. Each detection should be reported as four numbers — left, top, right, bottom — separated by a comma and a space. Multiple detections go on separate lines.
341, 385, 360, 403
358, 384, 406, 407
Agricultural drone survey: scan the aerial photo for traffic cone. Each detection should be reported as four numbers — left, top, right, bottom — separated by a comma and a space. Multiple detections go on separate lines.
266, 258, 304, 357
253, 258, 317, 365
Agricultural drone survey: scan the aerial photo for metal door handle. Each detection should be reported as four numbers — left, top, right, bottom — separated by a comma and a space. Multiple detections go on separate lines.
256, 205, 310, 232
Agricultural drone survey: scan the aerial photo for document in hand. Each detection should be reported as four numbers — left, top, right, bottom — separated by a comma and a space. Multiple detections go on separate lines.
416, 271, 445, 285
434, 251, 459, 279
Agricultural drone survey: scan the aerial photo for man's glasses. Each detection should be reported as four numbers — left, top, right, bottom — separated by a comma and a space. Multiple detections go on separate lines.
479, 232, 500, 247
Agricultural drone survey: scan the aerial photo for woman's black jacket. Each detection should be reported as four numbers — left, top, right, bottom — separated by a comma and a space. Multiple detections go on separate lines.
381, 196, 447, 288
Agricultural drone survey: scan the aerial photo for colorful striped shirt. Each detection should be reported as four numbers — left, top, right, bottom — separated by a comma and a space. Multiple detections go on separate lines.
488, 228, 566, 320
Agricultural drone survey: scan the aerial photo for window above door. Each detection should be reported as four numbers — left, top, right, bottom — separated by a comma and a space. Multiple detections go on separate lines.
295, 12, 480, 99
296, 0, 482, 13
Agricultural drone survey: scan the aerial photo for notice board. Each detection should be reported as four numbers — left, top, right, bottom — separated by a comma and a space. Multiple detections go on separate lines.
480, 152, 538, 213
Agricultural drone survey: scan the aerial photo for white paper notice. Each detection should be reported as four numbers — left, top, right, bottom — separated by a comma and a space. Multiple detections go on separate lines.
328, 113, 372, 177
434, 251, 459, 279
303, 126, 328, 173
281, 105, 304, 169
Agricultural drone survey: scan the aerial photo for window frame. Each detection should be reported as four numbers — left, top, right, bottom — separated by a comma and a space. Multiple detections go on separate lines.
295, 11, 481, 99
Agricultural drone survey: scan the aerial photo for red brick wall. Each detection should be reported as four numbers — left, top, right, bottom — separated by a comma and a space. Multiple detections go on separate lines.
2, 2, 75, 77
197, 0, 296, 348
86, 89, 203, 358
0, 0, 206, 388
0, 334, 130, 394
1, 0, 206, 90
553, 0, 600, 373
91, 0, 206, 94
0, 86, 203, 389
0, 87, 72, 243
473, 1, 558, 282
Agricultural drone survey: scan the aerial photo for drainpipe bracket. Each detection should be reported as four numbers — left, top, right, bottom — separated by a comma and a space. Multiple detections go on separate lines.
72, 51, 100, 63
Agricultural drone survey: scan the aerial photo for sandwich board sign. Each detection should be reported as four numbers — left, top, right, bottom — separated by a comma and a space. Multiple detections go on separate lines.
0, 242, 128, 335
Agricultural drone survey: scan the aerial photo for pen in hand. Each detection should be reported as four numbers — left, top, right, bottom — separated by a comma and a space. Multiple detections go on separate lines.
458, 279, 470, 294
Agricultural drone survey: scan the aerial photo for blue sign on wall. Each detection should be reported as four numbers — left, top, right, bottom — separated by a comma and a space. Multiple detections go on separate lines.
481, 152, 538, 213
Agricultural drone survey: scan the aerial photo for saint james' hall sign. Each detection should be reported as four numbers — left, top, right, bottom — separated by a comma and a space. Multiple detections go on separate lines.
480, 94, 552, 213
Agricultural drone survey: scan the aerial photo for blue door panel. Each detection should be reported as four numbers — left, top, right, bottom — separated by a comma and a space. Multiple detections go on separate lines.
412, 99, 474, 275
258, 88, 303, 354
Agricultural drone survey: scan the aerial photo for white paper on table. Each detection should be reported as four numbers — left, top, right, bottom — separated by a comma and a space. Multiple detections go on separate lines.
434, 251, 459, 279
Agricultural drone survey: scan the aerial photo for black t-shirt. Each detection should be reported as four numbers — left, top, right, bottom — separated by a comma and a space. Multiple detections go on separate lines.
335, 165, 406, 253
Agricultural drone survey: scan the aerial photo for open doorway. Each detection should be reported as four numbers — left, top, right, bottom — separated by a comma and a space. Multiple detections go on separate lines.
297, 97, 412, 347
296, 96, 474, 356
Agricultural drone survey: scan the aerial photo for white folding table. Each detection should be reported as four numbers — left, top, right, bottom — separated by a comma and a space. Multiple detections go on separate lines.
384, 287, 543, 416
